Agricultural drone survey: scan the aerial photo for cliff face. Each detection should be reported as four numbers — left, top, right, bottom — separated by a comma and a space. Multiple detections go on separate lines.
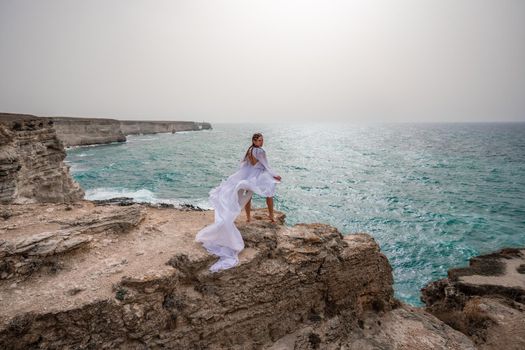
0, 113, 84, 204
119, 120, 212, 135
50, 116, 212, 147
0, 202, 475, 350
422, 248, 525, 350
51, 117, 126, 147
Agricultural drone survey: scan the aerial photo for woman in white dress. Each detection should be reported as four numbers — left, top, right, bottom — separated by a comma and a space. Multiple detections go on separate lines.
195, 133, 282, 272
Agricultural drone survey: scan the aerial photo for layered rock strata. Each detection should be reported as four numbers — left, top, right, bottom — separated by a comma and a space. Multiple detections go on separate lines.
0, 202, 475, 349
119, 120, 212, 135
0, 205, 145, 280
422, 248, 525, 350
50, 116, 126, 147
0, 113, 84, 204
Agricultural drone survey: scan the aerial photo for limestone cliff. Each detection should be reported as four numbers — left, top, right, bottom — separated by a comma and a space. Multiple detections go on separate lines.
0, 113, 84, 204
119, 120, 212, 135
50, 116, 212, 147
51, 116, 126, 147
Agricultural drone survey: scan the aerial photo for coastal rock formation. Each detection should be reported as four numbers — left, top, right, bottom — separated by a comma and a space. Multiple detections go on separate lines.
50, 116, 126, 147
0, 113, 84, 204
119, 120, 212, 135
422, 248, 525, 350
0, 201, 474, 349
50, 116, 212, 147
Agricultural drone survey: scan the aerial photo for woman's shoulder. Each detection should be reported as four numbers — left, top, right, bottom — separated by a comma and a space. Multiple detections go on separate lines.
252, 147, 266, 154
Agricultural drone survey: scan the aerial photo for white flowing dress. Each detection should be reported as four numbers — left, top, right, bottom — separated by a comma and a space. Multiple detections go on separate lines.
195, 147, 279, 272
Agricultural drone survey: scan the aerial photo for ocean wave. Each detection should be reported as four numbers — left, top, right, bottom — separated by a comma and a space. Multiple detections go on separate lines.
126, 138, 156, 142
65, 141, 124, 150
83, 187, 212, 209
84, 187, 157, 202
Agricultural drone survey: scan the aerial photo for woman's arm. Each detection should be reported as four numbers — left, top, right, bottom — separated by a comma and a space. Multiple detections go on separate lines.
254, 148, 280, 179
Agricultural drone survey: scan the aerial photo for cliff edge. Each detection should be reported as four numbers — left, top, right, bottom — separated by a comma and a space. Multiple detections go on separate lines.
422, 248, 525, 350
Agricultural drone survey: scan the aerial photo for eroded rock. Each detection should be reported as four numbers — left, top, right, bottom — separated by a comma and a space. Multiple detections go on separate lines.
0, 113, 84, 204
422, 247, 525, 349
0, 204, 146, 280
50, 116, 212, 147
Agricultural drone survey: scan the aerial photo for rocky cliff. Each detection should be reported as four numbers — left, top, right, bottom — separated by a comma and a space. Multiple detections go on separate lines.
0, 202, 475, 349
51, 117, 126, 147
422, 247, 525, 350
119, 120, 212, 135
0, 113, 84, 204
50, 116, 212, 147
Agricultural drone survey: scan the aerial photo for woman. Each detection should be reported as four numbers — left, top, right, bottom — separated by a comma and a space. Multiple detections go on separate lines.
195, 133, 281, 272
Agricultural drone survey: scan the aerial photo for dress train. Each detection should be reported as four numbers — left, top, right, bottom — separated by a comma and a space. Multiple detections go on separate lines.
195, 147, 278, 272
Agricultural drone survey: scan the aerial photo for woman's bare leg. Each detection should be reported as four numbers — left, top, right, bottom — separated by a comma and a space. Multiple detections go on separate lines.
245, 198, 251, 222
266, 197, 275, 222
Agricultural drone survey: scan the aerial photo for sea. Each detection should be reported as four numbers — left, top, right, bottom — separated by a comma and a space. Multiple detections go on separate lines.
65, 122, 525, 306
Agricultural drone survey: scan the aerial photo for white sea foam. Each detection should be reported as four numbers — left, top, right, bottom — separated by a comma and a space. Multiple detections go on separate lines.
128, 139, 156, 142
84, 187, 157, 202
67, 162, 89, 172
126, 137, 156, 142
83, 187, 211, 209
191, 198, 213, 210
65, 141, 125, 150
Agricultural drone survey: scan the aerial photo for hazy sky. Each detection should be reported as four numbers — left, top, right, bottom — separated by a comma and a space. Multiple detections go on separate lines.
1, 0, 524, 122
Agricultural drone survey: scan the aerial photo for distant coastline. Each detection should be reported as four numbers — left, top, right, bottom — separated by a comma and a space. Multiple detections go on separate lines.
0, 112, 212, 147
51, 115, 212, 147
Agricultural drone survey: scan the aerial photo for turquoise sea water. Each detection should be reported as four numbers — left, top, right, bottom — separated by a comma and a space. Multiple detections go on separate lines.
66, 123, 525, 306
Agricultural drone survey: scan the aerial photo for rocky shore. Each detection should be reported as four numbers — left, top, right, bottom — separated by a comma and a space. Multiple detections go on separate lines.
422, 248, 525, 349
0, 113, 523, 349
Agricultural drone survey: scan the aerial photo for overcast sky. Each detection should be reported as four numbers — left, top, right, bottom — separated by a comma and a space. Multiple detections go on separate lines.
1, 0, 524, 123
